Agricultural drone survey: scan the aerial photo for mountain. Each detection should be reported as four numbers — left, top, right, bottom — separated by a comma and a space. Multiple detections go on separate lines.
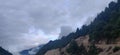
36, 0, 120, 55
0, 47, 12, 55
44, 35, 120, 55
20, 45, 44, 55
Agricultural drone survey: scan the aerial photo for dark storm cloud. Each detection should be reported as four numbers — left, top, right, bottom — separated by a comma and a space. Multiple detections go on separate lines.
0, 0, 115, 55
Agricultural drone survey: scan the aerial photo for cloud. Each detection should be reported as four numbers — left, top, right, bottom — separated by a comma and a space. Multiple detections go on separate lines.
59, 26, 74, 38
0, 0, 115, 55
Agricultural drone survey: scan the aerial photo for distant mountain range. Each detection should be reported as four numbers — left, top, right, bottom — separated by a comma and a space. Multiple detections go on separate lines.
0, 47, 12, 55
20, 45, 44, 55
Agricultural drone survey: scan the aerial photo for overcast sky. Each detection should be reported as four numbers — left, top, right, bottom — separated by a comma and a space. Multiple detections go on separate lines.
0, 0, 115, 55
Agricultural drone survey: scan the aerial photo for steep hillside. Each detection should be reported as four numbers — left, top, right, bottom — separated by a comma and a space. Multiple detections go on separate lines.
88, 0, 120, 44
44, 36, 89, 55
44, 35, 120, 55
36, 0, 120, 55
0, 47, 12, 55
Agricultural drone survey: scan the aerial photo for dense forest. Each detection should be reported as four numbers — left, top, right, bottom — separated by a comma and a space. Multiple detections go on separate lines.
88, 0, 120, 44
36, 0, 120, 55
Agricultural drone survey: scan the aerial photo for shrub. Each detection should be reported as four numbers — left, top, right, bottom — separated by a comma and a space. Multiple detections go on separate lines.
113, 46, 120, 52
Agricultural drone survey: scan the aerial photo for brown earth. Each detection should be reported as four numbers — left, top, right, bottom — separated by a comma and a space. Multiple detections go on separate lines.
45, 35, 120, 55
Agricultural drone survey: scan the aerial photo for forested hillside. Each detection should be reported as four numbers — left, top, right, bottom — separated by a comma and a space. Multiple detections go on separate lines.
0, 47, 12, 55
88, 0, 120, 44
36, 0, 120, 55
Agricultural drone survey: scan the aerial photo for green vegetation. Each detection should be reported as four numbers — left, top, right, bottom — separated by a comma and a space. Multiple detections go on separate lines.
66, 42, 102, 55
113, 46, 120, 52
66, 40, 87, 55
88, 1, 120, 44
36, 0, 120, 55
88, 44, 103, 55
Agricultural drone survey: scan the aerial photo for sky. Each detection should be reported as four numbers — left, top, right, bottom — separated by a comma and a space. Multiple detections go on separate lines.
0, 0, 115, 55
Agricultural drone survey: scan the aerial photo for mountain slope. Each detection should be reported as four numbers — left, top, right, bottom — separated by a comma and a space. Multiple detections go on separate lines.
20, 45, 44, 55
0, 47, 12, 55
44, 35, 120, 55
36, 0, 120, 55
88, 0, 120, 44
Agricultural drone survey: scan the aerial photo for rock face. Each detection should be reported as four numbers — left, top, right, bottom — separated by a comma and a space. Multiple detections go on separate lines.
0, 47, 12, 55
44, 35, 120, 55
